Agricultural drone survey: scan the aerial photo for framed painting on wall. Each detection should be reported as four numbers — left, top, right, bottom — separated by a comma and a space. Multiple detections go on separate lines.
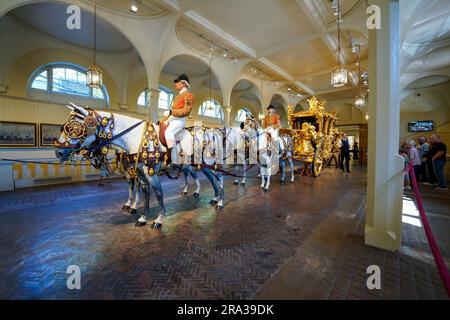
0, 121, 37, 148
39, 123, 62, 147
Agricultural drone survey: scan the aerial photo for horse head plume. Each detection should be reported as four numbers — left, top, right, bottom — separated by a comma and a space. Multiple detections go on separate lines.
67, 102, 89, 117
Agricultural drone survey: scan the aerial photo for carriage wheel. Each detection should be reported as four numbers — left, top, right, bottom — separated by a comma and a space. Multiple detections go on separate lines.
311, 149, 323, 177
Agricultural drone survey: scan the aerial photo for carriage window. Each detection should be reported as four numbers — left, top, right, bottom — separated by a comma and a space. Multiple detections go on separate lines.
294, 116, 318, 131
29, 63, 109, 103
236, 108, 251, 122
199, 99, 223, 120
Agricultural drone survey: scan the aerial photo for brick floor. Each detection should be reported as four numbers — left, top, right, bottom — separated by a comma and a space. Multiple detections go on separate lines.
0, 163, 449, 299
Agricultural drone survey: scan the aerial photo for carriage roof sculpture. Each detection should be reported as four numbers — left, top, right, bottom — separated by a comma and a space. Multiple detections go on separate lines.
279, 96, 340, 177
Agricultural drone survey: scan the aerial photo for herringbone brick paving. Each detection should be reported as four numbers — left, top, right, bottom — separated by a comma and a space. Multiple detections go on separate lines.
0, 165, 449, 299
0, 166, 332, 299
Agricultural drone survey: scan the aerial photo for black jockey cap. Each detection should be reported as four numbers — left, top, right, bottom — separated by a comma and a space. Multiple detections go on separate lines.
174, 74, 190, 87
267, 105, 275, 110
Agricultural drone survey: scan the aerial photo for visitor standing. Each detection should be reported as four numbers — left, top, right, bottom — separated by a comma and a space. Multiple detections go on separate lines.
417, 136, 429, 182
423, 136, 438, 186
340, 134, 351, 173
407, 140, 421, 184
430, 134, 447, 191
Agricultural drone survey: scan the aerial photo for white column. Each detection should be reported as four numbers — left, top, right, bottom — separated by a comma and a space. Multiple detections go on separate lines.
147, 88, 160, 123
365, 0, 403, 251
223, 106, 232, 127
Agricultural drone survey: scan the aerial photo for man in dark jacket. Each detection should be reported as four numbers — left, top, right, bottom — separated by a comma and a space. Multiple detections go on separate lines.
430, 134, 447, 191
340, 134, 351, 173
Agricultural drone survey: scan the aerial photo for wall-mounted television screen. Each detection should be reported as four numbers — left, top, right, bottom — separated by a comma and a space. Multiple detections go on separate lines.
408, 120, 434, 132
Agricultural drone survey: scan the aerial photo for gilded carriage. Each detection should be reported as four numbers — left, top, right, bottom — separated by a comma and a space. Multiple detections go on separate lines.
280, 97, 340, 177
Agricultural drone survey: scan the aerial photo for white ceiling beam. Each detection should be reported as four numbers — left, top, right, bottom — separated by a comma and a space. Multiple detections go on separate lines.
184, 10, 257, 58
158, 0, 314, 95
156, 0, 180, 12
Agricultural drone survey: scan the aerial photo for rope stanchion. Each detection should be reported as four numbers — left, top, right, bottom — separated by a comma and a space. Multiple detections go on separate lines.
407, 162, 450, 297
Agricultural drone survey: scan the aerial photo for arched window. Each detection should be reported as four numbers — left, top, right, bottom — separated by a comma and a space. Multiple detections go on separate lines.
236, 108, 252, 122
137, 86, 174, 109
137, 90, 148, 107
198, 99, 223, 120
158, 86, 173, 109
28, 63, 109, 104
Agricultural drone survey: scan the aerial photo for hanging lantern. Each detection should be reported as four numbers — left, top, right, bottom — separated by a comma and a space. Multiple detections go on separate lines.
330, 0, 348, 88
353, 44, 366, 109
87, 66, 103, 89
87, 1, 103, 89
206, 100, 215, 112
354, 94, 366, 109
331, 65, 348, 88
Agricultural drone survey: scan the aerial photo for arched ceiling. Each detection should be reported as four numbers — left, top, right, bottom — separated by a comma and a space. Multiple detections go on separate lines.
161, 55, 209, 78
8, 2, 133, 53
167, 0, 369, 101
240, 93, 260, 102
403, 0, 450, 47
231, 79, 255, 92
3, 0, 449, 110
161, 54, 221, 91
270, 94, 287, 107
401, 90, 447, 113
405, 75, 449, 89
401, 0, 450, 90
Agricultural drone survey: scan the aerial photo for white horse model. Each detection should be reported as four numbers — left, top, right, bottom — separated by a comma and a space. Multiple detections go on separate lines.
119, 155, 200, 215
279, 134, 295, 184
56, 104, 250, 229
241, 116, 281, 192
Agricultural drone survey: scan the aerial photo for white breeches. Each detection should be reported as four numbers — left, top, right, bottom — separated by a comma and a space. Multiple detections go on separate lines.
165, 116, 186, 148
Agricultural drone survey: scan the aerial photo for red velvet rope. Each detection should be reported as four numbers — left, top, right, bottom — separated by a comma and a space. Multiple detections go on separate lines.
406, 162, 450, 297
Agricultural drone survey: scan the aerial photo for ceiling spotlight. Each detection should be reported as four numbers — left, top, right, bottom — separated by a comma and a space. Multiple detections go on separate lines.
288, 87, 292, 91
234, 58, 239, 63
223, 50, 228, 58
275, 81, 279, 86
296, 93, 302, 98
130, 2, 138, 13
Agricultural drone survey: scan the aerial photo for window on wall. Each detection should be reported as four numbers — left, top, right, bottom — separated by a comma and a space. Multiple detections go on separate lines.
29, 63, 109, 104
137, 90, 148, 107
158, 86, 173, 109
236, 108, 251, 122
199, 99, 223, 120
137, 86, 174, 109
